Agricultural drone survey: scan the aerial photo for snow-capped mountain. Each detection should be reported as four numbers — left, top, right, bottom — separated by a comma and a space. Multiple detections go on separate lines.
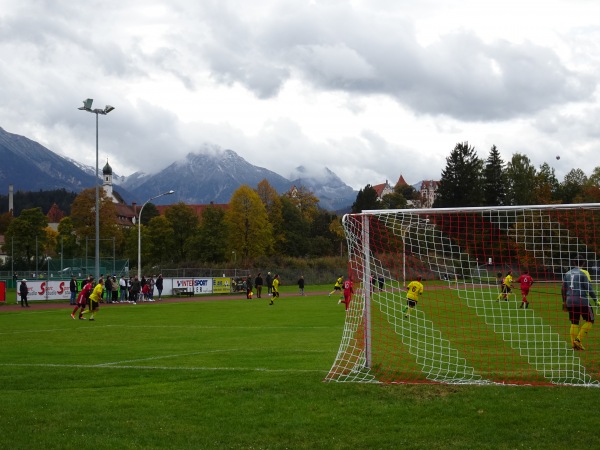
0, 127, 357, 210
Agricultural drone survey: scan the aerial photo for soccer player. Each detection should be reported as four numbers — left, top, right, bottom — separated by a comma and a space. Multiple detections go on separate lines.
517, 270, 534, 308
72, 277, 93, 320
562, 256, 598, 351
269, 274, 280, 305
403, 276, 424, 318
88, 278, 104, 321
497, 271, 513, 301
329, 275, 343, 297
339, 276, 354, 311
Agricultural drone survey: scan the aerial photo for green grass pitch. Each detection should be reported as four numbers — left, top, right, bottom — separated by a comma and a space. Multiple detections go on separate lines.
3, 285, 600, 449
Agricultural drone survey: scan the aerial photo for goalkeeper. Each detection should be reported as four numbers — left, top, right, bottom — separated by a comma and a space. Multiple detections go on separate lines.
562, 256, 598, 351
403, 276, 424, 318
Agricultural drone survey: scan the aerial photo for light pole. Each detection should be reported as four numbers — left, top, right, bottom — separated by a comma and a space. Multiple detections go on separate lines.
138, 190, 175, 280
78, 99, 115, 282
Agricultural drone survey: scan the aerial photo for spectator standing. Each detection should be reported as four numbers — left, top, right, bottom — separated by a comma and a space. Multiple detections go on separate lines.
111, 276, 119, 303
69, 276, 78, 305
297, 276, 305, 296
130, 276, 141, 304
266, 272, 273, 296
119, 275, 128, 302
19, 279, 29, 307
105, 276, 113, 303
254, 273, 263, 298
155, 274, 164, 300
246, 276, 253, 299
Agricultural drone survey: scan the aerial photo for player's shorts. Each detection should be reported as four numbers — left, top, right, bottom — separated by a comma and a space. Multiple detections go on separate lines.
407, 299, 418, 308
90, 299, 99, 311
333, 286, 341, 291
520, 288, 530, 296
568, 304, 595, 324
501, 285, 512, 294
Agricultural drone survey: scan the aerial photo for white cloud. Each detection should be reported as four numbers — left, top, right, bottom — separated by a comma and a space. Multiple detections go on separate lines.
1, 0, 600, 191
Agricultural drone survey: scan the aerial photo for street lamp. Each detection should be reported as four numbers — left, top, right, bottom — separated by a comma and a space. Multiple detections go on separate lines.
137, 190, 175, 280
78, 99, 115, 281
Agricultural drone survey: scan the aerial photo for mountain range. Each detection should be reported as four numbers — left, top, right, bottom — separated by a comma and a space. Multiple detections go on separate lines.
0, 127, 357, 211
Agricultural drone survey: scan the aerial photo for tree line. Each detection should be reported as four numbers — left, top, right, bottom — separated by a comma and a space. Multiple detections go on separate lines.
3, 141, 598, 272
1, 180, 344, 273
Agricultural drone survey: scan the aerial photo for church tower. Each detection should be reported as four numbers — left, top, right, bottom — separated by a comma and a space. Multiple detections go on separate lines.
102, 159, 113, 198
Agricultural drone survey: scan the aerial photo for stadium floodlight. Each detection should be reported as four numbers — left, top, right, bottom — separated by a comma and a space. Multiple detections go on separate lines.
326, 203, 600, 387
137, 190, 175, 280
78, 98, 115, 282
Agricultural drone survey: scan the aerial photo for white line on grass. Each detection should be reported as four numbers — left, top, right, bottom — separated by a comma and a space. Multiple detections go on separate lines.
0, 362, 328, 374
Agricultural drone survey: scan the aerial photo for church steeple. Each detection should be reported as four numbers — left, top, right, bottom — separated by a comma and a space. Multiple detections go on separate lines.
102, 159, 113, 197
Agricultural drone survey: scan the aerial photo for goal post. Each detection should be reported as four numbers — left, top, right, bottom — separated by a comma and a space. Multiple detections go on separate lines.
325, 203, 600, 386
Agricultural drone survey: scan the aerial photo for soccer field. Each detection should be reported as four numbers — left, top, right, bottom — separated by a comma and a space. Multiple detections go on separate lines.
3, 288, 600, 449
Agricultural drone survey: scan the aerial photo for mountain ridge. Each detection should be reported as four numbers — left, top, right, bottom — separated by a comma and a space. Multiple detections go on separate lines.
0, 127, 358, 210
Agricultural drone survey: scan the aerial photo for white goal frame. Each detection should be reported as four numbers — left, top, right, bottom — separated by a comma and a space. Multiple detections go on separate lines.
326, 203, 600, 386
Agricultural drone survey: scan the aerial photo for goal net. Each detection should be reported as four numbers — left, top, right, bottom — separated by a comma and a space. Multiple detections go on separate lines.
325, 204, 600, 386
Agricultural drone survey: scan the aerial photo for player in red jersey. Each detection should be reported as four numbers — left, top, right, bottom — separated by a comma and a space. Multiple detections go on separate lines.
339, 276, 354, 311
71, 277, 94, 320
516, 270, 534, 309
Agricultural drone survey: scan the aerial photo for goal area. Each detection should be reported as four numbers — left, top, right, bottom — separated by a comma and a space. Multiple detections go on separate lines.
326, 204, 600, 386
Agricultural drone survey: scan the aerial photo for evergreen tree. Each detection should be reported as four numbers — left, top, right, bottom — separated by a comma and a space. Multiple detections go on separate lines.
433, 142, 484, 208
482, 145, 506, 206
351, 184, 379, 213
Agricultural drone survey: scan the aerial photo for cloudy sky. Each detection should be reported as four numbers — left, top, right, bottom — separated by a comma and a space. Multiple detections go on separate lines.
1, 0, 600, 190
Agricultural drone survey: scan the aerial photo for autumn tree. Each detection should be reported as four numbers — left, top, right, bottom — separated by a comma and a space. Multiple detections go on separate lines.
164, 202, 199, 262
4, 207, 49, 269
256, 179, 283, 253
559, 168, 587, 204
70, 188, 119, 257
56, 217, 79, 259
533, 163, 560, 204
286, 185, 320, 223
226, 185, 272, 260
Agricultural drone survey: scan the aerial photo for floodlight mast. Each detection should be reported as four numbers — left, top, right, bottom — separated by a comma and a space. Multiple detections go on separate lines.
78, 98, 115, 282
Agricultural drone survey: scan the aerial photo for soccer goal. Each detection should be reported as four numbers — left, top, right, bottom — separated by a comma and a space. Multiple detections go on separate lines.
325, 204, 600, 386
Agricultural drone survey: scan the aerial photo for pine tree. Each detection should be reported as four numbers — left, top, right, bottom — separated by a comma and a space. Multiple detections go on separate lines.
351, 185, 379, 213
482, 145, 506, 206
433, 142, 484, 208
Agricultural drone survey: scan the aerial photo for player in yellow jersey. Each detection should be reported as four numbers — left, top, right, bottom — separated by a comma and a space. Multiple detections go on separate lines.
269, 274, 280, 305
88, 278, 104, 321
329, 275, 343, 298
497, 271, 513, 301
402, 276, 424, 318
